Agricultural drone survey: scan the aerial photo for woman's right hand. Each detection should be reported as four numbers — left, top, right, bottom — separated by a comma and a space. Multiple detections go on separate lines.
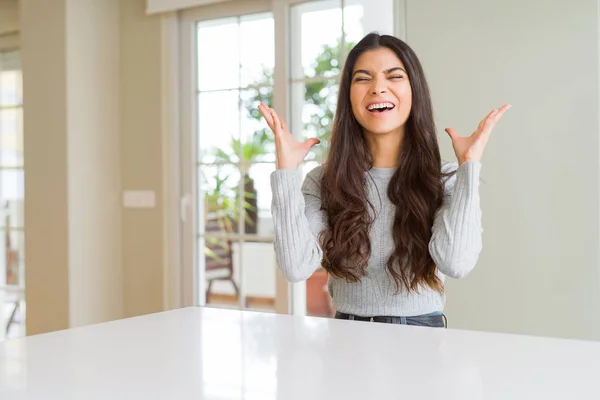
258, 102, 320, 170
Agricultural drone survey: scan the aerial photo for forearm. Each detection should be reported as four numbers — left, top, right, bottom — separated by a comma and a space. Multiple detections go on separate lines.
429, 162, 483, 278
270, 170, 324, 283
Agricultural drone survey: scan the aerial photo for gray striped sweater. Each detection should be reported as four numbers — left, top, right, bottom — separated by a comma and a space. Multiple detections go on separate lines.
270, 161, 482, 317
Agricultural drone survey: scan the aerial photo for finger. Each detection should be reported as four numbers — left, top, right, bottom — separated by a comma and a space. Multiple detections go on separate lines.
491, 103, 511, 122
258, 103, 275, 130
478, 107, 504, 136
269, 108, 282, 133
445, 128, 459, 140
279, 116, 289, 132
302, 138, 321, 150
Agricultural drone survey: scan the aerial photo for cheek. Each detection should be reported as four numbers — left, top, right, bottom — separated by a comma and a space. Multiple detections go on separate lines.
392, 85, 412, 111
349, 89, 364, 116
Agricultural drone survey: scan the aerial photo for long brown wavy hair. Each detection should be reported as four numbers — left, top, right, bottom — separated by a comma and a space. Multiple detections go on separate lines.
319, 32, 449, 293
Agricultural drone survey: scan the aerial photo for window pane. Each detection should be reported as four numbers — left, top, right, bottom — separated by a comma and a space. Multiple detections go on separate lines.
0, 170, 24, 204
0, 108, 23, 167
246, 163, 275, 236
198, 90, 240, 164
0, 71, 22, 107
0, 200, 23, 229
0, 51, 21, 107
199, 164, 241, 237
343, 0, 395, 45
292, 79, 338, 163
197, 18, 240, 91
291, 0, 343, 79
1, 230, 24, 287
240, 87, 276, 164
240, 14, 274, 88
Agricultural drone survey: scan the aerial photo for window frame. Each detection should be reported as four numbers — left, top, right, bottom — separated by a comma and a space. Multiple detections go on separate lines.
176, 0, 406, 314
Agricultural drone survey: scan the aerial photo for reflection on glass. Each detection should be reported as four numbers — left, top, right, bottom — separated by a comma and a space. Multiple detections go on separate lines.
198, 90, 240, 164
197, 18, 240, 91
240, 14, 274, 87
291, 0, 342, 79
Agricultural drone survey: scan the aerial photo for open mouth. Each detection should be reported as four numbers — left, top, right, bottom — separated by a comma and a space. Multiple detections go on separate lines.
367, 102, 395, 113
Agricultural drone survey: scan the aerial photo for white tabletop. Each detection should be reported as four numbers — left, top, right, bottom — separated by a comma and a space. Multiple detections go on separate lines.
1, 307, 599, 399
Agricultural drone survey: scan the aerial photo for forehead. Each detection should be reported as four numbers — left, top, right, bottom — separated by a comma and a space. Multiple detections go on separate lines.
353, 47, 405, 72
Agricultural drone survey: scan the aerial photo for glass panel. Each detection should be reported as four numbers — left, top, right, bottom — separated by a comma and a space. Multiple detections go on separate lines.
197, 18, 240, 91
199, 164, 241, 237
198, 90, 240, 164
0, 200, 24, 229
292, 79, 339, 163
0, 108, 23, 167
240, 87, 276, 164
0, 170, 24, 205
240, 13, 274, 88
0, 70, 22, 107
343, 0, 395, 46
291, 0, 343, 79
204, 237, 241, 307
246, 163, 275, 237
240, 241, 276, 312
1, 230, 24, 287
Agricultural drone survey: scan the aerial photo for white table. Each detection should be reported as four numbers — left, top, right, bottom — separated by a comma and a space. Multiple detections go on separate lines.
1, 307, 599, 399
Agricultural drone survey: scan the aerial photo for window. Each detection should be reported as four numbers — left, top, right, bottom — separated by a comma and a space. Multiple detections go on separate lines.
195, 12, 277, 312
0, 47, 24, 340
180, 0, 397, 316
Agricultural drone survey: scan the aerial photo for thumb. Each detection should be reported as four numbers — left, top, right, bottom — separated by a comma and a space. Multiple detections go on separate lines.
303, 138, 321, 150
445, 128, 458, 140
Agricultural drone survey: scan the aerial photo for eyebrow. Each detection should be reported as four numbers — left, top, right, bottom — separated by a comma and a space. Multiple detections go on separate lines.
352, 67, 407, 77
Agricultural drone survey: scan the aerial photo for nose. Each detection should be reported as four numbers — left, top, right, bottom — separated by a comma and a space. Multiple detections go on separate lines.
370, 77, 387, 94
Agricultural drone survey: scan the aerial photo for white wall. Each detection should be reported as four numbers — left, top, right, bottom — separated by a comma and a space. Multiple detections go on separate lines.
407, 0, 600, 340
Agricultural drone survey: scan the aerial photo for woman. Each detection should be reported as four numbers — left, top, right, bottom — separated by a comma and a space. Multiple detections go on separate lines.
258, 32, 510, 328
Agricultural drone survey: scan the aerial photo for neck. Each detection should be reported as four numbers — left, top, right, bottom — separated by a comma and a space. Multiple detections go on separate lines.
365, 128, 404, 168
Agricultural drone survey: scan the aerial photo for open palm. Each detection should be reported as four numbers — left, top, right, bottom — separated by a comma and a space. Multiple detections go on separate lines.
445, 104, 511, 165
258, 102, 320, 170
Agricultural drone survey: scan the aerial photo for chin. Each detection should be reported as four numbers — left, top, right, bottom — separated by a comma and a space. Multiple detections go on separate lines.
362, 124, 404, 135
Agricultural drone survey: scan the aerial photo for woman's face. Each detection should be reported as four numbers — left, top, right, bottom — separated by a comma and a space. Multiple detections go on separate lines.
349, 47, 412, 137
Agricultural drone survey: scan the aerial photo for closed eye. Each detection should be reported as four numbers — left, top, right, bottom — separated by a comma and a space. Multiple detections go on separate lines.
389, 75, 404, 80
353, 77, 370, 82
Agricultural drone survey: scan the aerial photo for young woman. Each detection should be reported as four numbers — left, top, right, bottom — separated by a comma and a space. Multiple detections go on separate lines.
258, 32, 510, 328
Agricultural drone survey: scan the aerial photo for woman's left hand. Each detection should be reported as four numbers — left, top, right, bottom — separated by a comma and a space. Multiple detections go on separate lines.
445, 104, 511, 165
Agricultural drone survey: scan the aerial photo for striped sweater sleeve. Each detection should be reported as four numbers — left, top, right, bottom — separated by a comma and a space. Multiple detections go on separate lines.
429, 161, 483, 279
270, 167, 327, 283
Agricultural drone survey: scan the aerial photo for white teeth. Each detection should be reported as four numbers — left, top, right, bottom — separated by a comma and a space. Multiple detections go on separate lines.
367, 102, 394, 110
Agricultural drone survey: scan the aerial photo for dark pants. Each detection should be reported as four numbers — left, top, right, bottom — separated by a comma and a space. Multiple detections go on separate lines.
334, 311, 447, 328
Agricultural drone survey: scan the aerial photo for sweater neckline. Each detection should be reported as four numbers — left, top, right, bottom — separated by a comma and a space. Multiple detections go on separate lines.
367, 167, 396, 179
